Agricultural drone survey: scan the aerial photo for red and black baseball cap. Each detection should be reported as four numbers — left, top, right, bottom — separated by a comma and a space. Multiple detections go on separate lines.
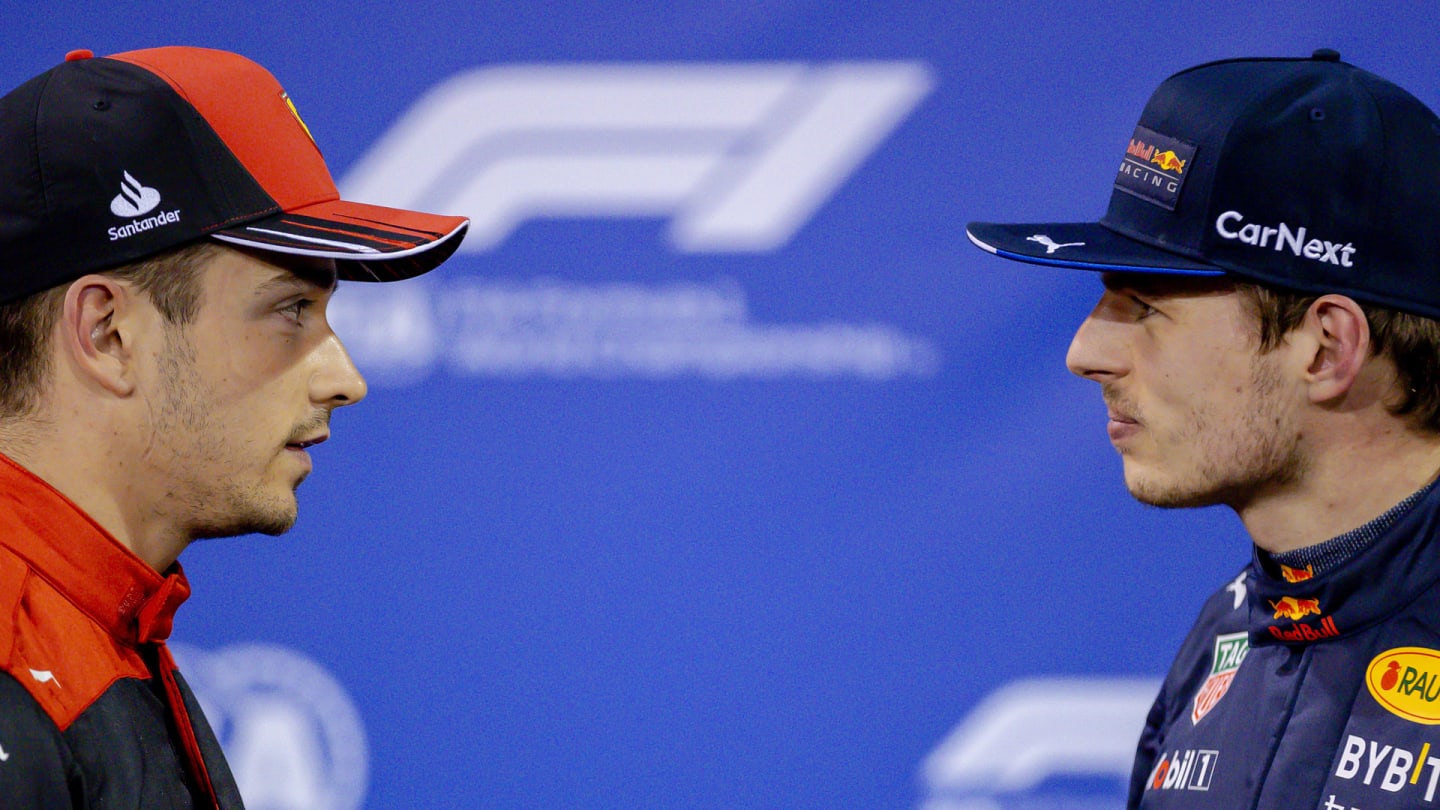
0, 46, 469, 305
967, 50, 1440, 320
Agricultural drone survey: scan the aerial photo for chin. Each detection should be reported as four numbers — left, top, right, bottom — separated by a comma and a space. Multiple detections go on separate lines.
251, 509, 299, 536
255, 496, 301, 535
190, 492, 299, 539
1124, 473, 1222, 510
1124, 466, 1190, 508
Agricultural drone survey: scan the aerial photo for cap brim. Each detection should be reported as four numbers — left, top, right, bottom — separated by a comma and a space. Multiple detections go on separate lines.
211, 198, 469, 282
966, 221, 1225, 276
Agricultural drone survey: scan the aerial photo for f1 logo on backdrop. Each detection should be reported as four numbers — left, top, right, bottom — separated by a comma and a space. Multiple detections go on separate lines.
919, 677, 1160, 809
340, 61, 933, 252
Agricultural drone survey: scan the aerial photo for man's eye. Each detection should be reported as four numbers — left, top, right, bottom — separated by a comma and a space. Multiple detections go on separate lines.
1130, 295, 1157, 319
280, 299, 315, 321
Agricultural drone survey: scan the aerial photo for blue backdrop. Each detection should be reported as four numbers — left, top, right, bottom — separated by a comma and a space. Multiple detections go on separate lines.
7, 2, 1435, 807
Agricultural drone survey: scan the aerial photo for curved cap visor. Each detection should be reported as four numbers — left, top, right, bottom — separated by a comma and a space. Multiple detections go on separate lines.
966, 221, 1225, 276
211, 198, 469, 282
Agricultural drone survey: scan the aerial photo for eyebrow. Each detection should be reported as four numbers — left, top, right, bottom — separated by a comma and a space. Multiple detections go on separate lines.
1100, 272, 1160, 293
256, 264, 339, 297
1100, 272, 1232, 297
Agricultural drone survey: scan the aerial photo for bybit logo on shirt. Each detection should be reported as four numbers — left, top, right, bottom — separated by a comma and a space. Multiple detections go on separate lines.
107, 171, 181, 242
1214, 210, 1357, 268
1334, 733, 1440, 802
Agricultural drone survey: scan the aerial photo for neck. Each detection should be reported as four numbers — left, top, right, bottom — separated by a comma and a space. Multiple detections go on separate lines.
1238, 422, 1440, 554
0, 418, 187, 572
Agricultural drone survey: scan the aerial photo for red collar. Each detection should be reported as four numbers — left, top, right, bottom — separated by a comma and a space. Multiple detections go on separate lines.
0, 452, 189, 645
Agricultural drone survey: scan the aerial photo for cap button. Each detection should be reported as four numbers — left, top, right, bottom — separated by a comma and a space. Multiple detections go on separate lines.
64, 49, 94, 62
1312, 48, 1341, 62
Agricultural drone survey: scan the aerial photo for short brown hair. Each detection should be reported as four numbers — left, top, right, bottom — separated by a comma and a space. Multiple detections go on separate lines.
0, 241, 219, 418
1236, 282, 1440, 433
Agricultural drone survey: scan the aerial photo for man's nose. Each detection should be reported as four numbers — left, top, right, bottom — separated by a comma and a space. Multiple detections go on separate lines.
311, 332, 368, 408
1066, 302, 1129, 383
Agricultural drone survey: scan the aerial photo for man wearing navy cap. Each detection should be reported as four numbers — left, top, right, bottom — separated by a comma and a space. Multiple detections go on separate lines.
0, 47, 467, 808
969, 50, 1440, 808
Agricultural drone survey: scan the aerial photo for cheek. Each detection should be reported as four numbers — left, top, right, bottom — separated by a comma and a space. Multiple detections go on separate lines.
210, 347, 303, 404
186, 366, 289, 439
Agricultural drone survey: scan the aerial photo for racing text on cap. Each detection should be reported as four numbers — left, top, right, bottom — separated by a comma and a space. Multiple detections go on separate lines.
1114, 125, 1196, 211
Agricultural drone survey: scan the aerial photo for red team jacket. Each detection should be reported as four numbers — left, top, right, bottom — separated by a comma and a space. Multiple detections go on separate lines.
0, 453, 242, 808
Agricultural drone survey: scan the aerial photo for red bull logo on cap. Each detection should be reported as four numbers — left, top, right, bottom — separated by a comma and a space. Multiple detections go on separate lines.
1127, 139, 1155, 161
1150, 149, 1186, 174
1115, 125, 1196, 212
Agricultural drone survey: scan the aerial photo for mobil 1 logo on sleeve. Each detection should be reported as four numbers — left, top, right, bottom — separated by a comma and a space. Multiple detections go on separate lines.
1145, 748, 1219, 793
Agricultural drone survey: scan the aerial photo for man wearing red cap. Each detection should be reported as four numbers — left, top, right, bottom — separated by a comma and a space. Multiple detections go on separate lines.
0, 47, 467, 808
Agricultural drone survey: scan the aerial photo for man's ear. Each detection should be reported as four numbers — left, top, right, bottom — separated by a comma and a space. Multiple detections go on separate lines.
1296, 294, 1371, 404
60, 275, 139, 397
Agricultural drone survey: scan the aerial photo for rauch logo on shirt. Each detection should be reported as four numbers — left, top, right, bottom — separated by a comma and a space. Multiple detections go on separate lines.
1367, 647, 1440, 724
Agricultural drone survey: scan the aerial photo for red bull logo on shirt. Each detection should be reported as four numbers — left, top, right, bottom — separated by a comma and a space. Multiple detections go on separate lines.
1268, 615, 1340, 642
1267, 596, 1339, 642
1280, 564, 1315, 583
1271, 596, 1322, 621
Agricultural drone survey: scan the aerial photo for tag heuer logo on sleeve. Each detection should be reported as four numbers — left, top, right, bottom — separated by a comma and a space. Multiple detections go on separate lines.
1192, 632, 1249, 724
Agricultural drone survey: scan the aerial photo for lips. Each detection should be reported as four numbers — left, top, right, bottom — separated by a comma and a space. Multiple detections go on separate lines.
286, 434, 328, 451
1106, 411, 1140, 443
1103, 391, 1141, 443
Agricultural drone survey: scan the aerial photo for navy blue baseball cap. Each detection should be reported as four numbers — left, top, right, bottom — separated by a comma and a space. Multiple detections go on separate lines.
967, 50, 1440, 320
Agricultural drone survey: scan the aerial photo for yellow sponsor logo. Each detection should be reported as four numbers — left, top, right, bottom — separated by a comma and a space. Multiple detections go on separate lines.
281, 91, 316, 146
1367, 647, 1440, 724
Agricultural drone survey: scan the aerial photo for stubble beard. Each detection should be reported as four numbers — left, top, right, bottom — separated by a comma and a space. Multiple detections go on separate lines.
1113, 353, 1307, 511
152, 328, 301, 541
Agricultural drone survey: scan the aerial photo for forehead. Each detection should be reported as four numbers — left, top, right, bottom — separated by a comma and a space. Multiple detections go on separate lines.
204, 245, 338, 294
